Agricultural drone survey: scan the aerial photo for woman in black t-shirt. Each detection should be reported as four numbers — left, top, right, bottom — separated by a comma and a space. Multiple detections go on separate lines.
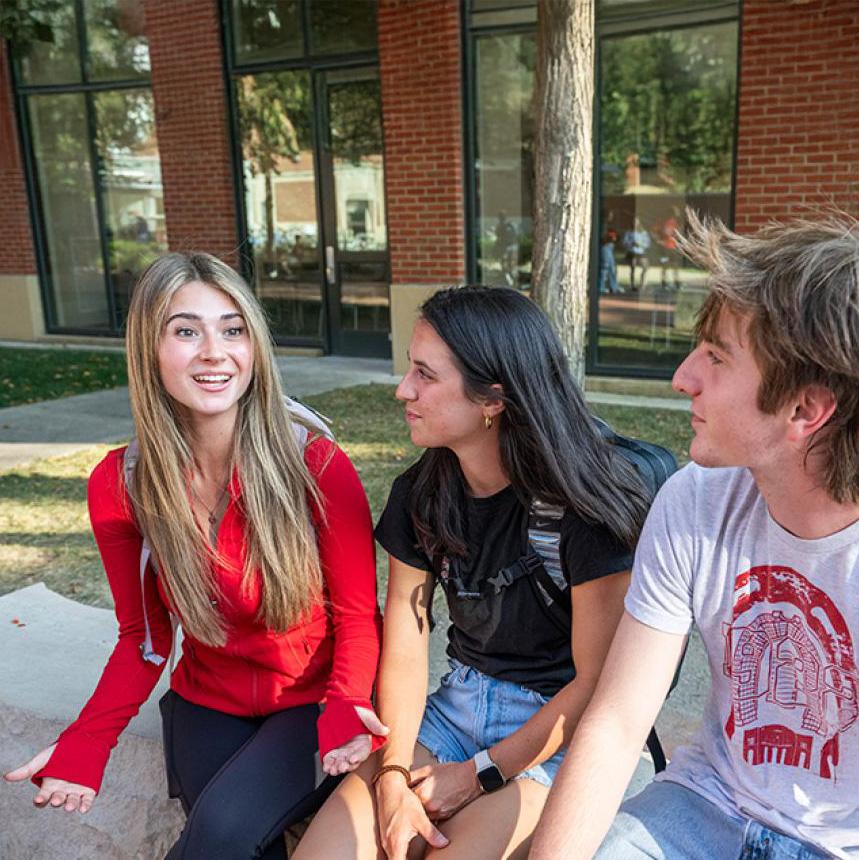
295, 287, 651, 860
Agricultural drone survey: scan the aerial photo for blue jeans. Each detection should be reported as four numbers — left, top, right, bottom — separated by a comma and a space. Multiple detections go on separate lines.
599, 259, 620, 293
594, 781, 830, 860
417, 659, 564, 788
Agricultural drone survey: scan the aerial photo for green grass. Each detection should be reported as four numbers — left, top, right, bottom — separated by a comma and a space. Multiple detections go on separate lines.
0, 347, 128, 408
0, 384, 692, 607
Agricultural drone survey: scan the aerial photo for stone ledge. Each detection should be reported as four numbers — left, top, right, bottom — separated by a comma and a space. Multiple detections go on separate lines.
0, 583, 688, 857
1, 702, 183, 860
0, 584, 181, 859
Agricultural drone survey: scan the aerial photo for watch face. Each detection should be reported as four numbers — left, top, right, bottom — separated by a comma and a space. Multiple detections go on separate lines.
477, 763, 505, 793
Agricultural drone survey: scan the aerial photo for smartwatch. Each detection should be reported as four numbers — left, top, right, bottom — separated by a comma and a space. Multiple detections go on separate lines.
473, 749, 506, 793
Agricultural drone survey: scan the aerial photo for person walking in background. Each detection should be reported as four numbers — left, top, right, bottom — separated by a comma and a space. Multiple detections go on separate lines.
4, 252, 385, 859
494, 212, 519, 287
531, 212, 859, 860
622, 217, 651, 291
656, 212, 682, 290
599, 229, 622, 295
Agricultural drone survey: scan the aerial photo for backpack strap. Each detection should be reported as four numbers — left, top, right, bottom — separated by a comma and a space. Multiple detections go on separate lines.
124, 438, 167, 667
527, 500, 571, 630
283, 395, 333, 443
124, 395, 332, 668
438, 499, 570, 623
486, 552, 544, 595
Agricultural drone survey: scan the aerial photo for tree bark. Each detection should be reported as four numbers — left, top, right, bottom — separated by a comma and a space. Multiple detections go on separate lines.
531, 0, 594, 385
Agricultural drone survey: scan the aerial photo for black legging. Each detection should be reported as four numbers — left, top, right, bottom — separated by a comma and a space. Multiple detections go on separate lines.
159, 690, 341, 859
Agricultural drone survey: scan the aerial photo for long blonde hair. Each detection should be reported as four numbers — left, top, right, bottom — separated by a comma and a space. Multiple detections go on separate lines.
125, 252, 323, 646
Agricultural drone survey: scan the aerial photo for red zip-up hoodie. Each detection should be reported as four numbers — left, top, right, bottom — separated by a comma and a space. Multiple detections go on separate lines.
36, 436, 383, 793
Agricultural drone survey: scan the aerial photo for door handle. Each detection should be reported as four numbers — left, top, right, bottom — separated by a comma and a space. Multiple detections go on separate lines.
325, 245, 336, 286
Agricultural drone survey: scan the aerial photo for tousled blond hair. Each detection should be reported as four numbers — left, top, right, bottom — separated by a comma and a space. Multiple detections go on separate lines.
125, 252, 323, 646
681, 210, 859, 503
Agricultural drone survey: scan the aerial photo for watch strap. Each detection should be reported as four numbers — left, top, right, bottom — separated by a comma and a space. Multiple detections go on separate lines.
473, 749, 494, 773
473, 748, 506, 792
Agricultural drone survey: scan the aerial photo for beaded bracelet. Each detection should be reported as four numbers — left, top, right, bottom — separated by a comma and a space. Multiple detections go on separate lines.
371, 764, 412, 788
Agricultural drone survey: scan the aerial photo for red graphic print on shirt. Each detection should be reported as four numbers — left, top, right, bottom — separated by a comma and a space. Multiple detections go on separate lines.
722, 565, 858, 779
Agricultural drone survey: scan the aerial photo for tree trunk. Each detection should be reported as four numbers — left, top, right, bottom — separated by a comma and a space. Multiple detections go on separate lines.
531, 0, 594, 385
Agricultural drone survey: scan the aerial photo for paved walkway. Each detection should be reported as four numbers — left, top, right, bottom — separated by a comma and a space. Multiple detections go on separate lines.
0, 356, 401, 471
0, 355, 687, 471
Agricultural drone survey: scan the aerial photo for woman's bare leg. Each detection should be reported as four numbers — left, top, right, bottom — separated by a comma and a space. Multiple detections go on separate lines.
427, 778, 549, 860
293, 744, 437, 860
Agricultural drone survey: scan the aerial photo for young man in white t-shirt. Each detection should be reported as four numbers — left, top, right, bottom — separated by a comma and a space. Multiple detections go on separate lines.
532, 213, 859, 860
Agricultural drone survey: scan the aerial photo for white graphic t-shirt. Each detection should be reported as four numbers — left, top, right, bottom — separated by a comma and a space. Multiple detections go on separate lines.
626, 463, 859, 858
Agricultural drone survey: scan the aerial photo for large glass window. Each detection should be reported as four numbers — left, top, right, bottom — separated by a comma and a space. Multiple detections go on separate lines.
29, 94, 106, 329
229, 0, 389, 356
18, 3, 81, 86
473, 32, 535, 290
468, 1, 739, 377
94, 89, 164, 323
231, 0, 304, 64
231, 0, 376, 64
309, 0, 377, 55
595, 19, 738, 371
14, 0, 165, 334
84, 0, 151, 82
238, 71, 323, 339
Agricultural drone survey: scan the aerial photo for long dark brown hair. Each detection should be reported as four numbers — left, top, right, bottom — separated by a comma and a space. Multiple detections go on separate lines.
409, 286, 650, 560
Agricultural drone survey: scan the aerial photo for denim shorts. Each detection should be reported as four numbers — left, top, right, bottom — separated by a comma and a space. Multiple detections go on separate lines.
416, 658, 564, 789
594, 781, 831, 860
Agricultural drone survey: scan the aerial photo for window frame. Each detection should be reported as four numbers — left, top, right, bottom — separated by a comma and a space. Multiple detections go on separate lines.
11, 0, 159, 336
463, 0, 742, 379
221, 0, 381, 351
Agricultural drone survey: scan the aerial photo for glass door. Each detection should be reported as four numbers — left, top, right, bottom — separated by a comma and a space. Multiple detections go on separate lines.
318, 67, 390, 357
237, 70, 325, 344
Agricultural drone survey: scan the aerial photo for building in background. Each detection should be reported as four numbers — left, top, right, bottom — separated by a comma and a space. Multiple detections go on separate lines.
1, 0, 856, 375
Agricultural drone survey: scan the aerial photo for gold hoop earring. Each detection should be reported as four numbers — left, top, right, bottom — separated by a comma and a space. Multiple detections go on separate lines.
485, 415, 493, 430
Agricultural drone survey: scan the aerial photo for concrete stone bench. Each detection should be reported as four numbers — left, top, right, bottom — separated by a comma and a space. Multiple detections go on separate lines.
0, 584, 183, 859
1, 583, 700, 859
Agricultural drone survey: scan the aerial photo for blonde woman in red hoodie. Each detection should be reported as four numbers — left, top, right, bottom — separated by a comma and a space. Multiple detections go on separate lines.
4, 252, 386, 859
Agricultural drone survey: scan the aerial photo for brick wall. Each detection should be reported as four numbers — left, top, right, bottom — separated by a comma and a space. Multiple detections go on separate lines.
735, 0, 859, 232
0, 42, 37, 275
146, 0, 238, 261
378, 0, 465, 283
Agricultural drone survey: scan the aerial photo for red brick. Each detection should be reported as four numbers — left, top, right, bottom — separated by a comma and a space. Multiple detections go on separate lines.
0, 43, 37, 274
146, 0, 238, 263
379, 0, 465, 284
735, 0, 859, 230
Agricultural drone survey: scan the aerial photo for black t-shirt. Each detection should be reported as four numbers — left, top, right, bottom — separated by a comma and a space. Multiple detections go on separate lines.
374, 466, 633, 697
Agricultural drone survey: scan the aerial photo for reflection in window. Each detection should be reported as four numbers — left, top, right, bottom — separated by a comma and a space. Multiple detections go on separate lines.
29, 95, 107, 329
94, 89, 166, 322
327, 75, 389, 335
17, 0, 163, 333
328, 78, 386, 252
231, 0, 303, 64
596, 20, 738, 370
473, 32, 535, 290
238, 72, 323, 339
85, 0, 151, 81
231, 0, 376, 63
309, 0, 377, 55
19, 3, 81, 85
